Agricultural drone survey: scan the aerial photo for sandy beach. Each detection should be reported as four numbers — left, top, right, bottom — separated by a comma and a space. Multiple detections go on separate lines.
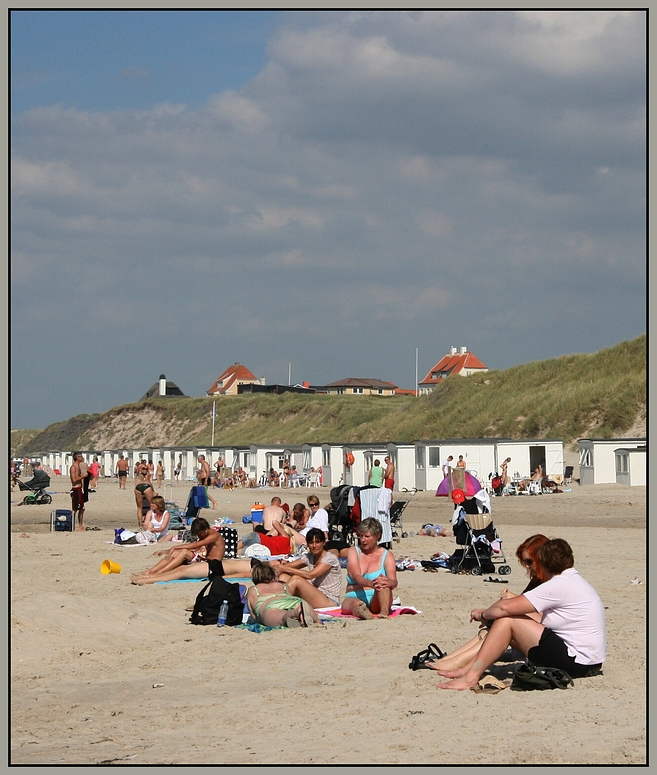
11, 477, 646, 765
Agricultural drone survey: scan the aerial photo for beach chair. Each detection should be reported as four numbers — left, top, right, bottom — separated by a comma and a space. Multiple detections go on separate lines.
564, 466, 574, 485
182, 485, 210, 523
50, 509, 75, 532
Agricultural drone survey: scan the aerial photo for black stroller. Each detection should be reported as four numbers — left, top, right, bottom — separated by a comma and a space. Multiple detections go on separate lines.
449, 503, 511, 576
18, 471, 52, 505
326, 484, 359, 544
389, 487, 417, 540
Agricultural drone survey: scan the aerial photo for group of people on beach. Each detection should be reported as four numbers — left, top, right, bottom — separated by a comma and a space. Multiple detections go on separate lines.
129, 490, 400, 621
126, 480, 606, 692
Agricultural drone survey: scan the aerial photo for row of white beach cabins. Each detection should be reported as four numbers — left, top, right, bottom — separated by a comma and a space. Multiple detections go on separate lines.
34, 436, 645, 491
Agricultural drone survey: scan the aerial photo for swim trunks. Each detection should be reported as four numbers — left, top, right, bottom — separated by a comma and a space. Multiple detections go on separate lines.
70, 486, 84, 511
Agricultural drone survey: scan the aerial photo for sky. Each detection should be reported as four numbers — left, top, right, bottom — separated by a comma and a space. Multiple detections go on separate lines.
11, 10, 646, 429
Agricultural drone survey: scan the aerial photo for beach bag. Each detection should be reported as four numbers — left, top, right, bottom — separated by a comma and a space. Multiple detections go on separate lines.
511, 663, 574, 691
189, 560, 244, 626
135, 530, 158, 545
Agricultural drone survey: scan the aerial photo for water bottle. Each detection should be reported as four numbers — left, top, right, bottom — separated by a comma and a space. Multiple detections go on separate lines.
217, 600, 229, 627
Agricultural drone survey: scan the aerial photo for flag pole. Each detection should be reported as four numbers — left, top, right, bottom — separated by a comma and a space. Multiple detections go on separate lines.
211, 401, 216, 446
415, 347, 419, 397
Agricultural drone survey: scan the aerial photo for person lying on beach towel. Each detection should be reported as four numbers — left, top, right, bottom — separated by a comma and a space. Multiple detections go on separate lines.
130, 517, 224, 582
130, 555, 257, 585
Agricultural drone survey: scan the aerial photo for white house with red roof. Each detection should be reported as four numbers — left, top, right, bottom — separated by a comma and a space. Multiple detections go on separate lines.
206, 363, 263, 396
418, 346, 488, 395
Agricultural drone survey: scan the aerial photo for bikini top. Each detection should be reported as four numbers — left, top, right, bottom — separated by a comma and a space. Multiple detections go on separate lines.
346, 547, 388, 586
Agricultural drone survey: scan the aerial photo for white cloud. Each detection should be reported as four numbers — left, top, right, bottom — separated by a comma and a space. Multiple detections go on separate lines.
10, 10, 646, 427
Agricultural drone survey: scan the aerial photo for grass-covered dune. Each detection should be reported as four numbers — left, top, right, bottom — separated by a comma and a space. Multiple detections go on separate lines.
13, 335, 645, 457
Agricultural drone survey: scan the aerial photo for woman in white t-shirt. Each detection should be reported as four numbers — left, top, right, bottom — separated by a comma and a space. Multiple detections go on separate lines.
435, 538, 606, 691
273, 528, 343, 608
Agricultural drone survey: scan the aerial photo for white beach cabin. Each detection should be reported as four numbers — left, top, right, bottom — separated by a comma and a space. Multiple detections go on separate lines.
578, 438, 646, 485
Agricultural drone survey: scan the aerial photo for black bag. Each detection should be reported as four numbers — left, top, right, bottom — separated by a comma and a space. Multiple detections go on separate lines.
189, 560, 244, 626
511, 663, 574, 691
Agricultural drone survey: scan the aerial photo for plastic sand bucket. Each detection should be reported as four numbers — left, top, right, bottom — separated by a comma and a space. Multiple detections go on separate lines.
100, 559, 122, 575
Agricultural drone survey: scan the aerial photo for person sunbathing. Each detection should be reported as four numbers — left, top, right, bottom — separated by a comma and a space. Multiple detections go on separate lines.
272, 528, 343, 608
238, 525, 296, 557
435, 538, 606, 690
418, 524, 452, 537
425, 534, 549, 673
341, 517, 398, 619
130, 517, 225, 581
130, 555, 257, 585
247, 560, 320, 628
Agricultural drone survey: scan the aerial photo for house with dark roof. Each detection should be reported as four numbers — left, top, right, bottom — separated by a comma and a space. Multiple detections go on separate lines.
311, 378, 397, 396
206, 363, 263, 396
418, 346, 488, 395
140, 374, 187, 401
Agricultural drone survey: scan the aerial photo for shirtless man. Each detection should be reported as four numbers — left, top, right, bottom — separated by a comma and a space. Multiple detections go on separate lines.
383, 456, 395, 491
69, 451, 86, 531
263, 496, 287, 533
130, 517, 225, 582
116, 455, 129, 488
197, 455, 217, 509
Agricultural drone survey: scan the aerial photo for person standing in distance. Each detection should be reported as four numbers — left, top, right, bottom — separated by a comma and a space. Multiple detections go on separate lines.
70, 451, 86, 531
383, 456, 395, 491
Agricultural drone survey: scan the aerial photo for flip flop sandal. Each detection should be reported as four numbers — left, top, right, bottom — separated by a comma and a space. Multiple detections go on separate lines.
483, 577, 508, 583
470, 676, 512, 694
408, 643, 446, 670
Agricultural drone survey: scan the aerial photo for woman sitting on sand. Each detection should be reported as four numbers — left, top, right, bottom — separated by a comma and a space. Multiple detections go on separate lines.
425, 534, 549, 673
247, 560, 320, 628
272, 528, 343, 608
434, 538, 606, 690
342, 518, 398, 620
141, 495, 172, 542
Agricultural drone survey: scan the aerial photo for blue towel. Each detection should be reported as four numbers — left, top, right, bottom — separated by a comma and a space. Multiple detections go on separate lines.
154, 576, 252, 585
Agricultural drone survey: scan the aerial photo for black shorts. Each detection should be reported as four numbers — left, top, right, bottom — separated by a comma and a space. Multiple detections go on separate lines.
325, 540, 350, 553
118, 471, 127, 478
528, 628, 602, 679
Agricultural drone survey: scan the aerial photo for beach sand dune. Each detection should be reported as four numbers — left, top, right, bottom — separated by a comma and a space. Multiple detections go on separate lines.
11, 478, 645, 765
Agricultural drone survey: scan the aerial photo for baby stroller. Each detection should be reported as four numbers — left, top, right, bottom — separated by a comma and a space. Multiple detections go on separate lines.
449, 502, 511, 576
326, 484, 359, 544
389, 487, 417, 540
18, 475, 52, 505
